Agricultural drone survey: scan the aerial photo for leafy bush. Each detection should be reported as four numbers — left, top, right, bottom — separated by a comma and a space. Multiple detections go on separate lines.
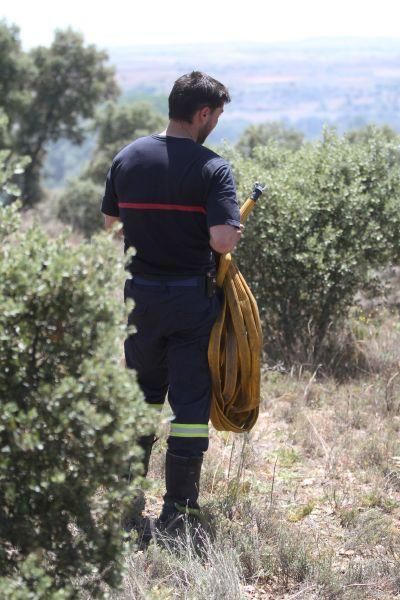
57, 178, 104, 238
0, 203, 152, 597
234, 128, 400, 368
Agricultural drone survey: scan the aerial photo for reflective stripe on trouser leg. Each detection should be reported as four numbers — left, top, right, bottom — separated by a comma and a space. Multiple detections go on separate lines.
170, 423, 209, 438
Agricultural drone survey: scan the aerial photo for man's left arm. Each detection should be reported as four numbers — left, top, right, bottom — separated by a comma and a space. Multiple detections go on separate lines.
101, 163, 123, 237
104, 214, 123, 237
205, 159, 242, 254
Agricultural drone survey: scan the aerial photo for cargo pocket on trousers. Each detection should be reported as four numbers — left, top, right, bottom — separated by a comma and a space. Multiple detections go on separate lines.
177, 297, 219, 331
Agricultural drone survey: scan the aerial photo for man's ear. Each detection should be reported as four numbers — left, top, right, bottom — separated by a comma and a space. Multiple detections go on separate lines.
199, 106, 211, 120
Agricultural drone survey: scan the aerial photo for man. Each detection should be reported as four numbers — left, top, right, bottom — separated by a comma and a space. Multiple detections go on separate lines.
101, 71, 242, 532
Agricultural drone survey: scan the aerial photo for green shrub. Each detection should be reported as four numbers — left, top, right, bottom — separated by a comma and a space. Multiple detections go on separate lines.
57, 178, 104, 238
234, 128, 400, 368
0, 203, 152, 597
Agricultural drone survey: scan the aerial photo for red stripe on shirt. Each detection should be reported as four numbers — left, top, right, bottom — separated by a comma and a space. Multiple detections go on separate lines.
118, 202, 206, 215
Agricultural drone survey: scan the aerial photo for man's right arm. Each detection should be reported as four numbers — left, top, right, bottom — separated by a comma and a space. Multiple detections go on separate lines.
209, 223, 243, 254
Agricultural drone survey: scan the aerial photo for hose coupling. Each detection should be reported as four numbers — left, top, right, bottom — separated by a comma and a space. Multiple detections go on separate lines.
251, 182, 267, 201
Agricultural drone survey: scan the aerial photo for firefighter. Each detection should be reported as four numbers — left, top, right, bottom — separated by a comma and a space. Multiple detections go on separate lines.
101, 71, 241, 532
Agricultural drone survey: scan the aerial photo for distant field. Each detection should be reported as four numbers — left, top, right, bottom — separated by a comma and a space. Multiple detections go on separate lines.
109, 38, 400, 141
44, 38, 400, 186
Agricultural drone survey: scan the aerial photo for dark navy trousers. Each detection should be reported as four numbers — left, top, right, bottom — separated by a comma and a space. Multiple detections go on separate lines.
124, 276, 221, 458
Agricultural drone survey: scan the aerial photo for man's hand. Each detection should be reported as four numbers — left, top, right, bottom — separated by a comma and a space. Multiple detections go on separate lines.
103, 214, 123, 238
209, 224, 243, 254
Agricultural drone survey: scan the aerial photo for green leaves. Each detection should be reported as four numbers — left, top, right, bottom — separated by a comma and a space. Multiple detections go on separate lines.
56, 178, 104, 238
237, 121, 305, 157
234, 128, 400, 367
0, 209, 151, 596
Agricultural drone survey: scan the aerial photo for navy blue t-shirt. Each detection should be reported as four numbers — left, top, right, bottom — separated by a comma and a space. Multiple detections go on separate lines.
101, 134, 240, 276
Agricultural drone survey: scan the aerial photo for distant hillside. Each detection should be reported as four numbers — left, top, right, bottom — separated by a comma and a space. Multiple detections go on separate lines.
108, 38, 400, 142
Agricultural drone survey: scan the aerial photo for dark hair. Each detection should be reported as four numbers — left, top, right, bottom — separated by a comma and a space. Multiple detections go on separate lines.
168, 71, 231, 122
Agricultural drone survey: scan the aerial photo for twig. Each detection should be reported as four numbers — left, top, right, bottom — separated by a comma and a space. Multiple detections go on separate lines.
304, 412, 329, 459
210, 432, 231, 496
227, 437, 236, 482
386, 371, 400, 389
345, 583, 381, 589
286, 586, 313, 599
385, 371, 400, 412
236, 433, 248, 485
303, 364, 321, 400
269, 455, 278, 508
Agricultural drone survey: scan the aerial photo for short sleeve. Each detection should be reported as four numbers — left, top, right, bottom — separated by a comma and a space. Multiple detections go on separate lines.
101, 165, 120, 217
205, 160, 241, 229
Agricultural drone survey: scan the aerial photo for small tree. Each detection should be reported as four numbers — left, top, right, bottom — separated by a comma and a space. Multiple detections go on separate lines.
0, 202, 152, 597
0, 22, 118, 206
57, 178, 104, 238
236, 121, 304, 157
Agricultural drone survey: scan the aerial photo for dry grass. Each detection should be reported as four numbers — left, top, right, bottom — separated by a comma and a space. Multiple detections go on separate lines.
112, 305, 400, 600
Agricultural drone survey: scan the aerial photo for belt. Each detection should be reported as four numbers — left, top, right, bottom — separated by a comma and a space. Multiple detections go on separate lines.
131, 273, 217, 297
133, 276, 201, 287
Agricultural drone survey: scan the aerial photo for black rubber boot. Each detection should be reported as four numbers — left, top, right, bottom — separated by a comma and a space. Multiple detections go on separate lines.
157, 451, 203, 533
121, 433, 156, 533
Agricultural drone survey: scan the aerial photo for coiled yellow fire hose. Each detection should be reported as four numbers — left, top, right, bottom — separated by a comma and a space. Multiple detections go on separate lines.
208, 183, 265, 433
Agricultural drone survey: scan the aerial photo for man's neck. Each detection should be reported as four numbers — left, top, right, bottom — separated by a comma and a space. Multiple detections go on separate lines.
161, 120, 198, 142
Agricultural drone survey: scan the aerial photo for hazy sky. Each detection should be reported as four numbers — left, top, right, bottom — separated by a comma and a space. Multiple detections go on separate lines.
2, 0, 400, 49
